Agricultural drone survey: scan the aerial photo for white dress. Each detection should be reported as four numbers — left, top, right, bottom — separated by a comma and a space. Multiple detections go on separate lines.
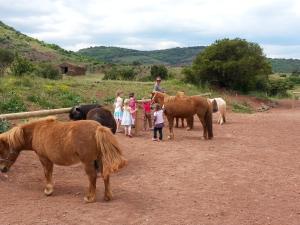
121, 107, 132, 126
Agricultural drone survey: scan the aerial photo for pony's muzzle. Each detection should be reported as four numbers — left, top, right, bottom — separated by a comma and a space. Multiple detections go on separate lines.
0, 166, 8, 173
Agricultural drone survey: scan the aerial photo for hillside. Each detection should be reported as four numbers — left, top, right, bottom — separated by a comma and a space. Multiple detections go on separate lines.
268, 58, 300, 73
0, 21, 94, 64
78, 46, 206, 65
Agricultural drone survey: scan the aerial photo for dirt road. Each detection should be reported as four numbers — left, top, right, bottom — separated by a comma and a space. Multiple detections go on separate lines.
0, 109, 299, 225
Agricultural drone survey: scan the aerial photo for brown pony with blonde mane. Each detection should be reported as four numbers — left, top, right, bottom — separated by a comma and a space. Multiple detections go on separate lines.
0, 117, 127, 203
151, 91, 213, 139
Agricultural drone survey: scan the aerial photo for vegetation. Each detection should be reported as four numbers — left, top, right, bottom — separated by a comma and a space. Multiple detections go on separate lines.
103, 66, 137, 80
0, 48, 14, 75
34, 63, 61, 80
0, 75, 209, 114
0, 21, 98, 65
268, 58, 300, 73
11, 54, 33, 76
184, 38, 272, 93
78, 46, 205, 65
150, 65, 169, 80
231, 102, 254, 113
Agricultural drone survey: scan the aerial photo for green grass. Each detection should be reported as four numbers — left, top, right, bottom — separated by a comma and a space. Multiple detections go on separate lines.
0, 75, 210, 113
0, 119, 11, 133
231, 101, 254, 114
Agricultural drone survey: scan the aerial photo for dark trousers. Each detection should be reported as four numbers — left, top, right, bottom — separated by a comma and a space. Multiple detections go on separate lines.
154, 127, 163, 140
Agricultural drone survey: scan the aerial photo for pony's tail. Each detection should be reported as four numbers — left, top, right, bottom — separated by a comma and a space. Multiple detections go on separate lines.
95, 126, 127, 178
205, 108, 213, 139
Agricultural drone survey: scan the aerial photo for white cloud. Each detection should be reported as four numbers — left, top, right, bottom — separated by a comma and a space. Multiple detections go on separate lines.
0, 0, 300, 57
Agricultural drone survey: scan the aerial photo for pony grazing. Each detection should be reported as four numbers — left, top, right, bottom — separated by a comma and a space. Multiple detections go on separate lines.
151, 91, 213, 140
0, 117, 127, 203
209, 98, 227, 125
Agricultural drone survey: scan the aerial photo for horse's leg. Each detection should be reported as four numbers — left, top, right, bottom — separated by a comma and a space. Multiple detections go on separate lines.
39, 156, 54, 196
175, 117, 179, 128
197, 114, 208, 139
103, 175, 113, 201
181, 118, 185, 128
83, 162, 97, 203
167, 116, 174, 139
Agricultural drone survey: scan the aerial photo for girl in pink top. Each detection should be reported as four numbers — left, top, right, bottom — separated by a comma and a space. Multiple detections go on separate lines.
129, 92, 137, 125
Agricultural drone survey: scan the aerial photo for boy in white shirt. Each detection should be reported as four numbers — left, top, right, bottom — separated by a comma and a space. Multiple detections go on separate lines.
153, 104, 164, 141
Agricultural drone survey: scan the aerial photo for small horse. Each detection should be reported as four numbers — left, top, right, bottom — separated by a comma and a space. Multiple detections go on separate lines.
0, 117, 127, 203
69, 104, 101, 120
209, 98, 226, 125
87, 108, 117, 134
69, 104, 117, 134
151, 91, 213, 140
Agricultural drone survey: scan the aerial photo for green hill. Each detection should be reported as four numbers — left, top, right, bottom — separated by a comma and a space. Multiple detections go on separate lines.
268, 58, 300, 73
78, 46, 206, 65
0, 21, 94, 65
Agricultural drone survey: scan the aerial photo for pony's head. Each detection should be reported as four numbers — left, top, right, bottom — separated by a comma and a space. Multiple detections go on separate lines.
0, 126, 24, 173
69, 106, 84, 120
151, 91, 165, 105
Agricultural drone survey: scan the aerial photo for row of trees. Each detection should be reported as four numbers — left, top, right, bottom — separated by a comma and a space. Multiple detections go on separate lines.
0, 48, 61, 79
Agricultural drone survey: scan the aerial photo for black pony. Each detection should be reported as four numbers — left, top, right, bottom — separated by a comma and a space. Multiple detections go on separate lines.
69, 104, 117, 134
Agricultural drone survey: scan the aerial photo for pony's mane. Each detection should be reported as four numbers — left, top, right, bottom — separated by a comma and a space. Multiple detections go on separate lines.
4, 126, 25, 150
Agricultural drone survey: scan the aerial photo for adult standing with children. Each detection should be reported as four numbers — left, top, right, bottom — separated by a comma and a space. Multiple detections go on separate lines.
153, 76, 165, 93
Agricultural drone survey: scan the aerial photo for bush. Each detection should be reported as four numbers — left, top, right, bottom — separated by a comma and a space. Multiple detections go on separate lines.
103, 66, 137, 80
35, 63, 61, 80
267, 79, 294, 97
150, 65, 168, 80
288, 73, 300, 85
0, 48, 14, 76
184, 38, 272, 92
11, 54, 33, 76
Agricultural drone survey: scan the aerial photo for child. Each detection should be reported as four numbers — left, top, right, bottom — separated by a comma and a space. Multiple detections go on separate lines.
142, 97, 152, 131
113, 91, 123, 133
153, 104, 164, 141
121, 99, 137, 137
129, 92, 137, 126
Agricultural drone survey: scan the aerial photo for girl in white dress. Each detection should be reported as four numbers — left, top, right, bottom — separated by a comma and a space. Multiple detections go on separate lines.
114, 91, 123, 132
121, 99, 137, 137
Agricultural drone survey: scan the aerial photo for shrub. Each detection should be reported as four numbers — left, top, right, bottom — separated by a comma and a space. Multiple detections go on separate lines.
0, 48, 14, 76
103, 66, 137, 80
150, 65, 168, 80
35, 63, 61, 80
11, 54, 33, 76
184, 38, 272, 92
267, 79, 294, 97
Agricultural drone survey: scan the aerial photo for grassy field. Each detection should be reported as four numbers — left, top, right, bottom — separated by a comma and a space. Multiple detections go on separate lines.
0, 74, 210, 114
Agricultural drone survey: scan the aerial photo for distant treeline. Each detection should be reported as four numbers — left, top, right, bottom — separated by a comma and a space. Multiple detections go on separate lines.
268, 58, 300, 73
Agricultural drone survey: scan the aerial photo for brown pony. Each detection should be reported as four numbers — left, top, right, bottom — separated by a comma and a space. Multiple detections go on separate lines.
0, 117, 127, 203
151, 91, 213, 139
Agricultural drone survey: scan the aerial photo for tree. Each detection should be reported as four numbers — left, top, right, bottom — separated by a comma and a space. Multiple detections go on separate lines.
150, 65, 168, 80
0, 48, 14, 76
11, 54, 33, 76
184, 38, 272, 92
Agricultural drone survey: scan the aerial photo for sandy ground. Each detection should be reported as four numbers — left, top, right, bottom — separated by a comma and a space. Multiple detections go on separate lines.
0, 108, 299, 225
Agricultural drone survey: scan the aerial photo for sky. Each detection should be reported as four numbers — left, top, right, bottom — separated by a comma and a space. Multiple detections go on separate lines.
1, 0, 300, 58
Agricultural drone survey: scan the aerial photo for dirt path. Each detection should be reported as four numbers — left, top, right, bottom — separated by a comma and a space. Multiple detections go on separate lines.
0, 109, 299, 225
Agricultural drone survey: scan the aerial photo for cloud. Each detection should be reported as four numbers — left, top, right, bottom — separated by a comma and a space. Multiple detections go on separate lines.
0, 0, 300, 58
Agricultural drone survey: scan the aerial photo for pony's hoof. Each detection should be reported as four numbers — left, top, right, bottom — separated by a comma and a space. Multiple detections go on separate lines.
186, 127, 191, 131
84, 195, 96, 203
104, 192, 113, 201
44, 185, 54, 196
167, 135, 172, 140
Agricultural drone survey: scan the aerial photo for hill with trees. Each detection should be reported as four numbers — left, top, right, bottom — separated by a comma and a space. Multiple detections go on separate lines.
268, 58, 300, 73
77, 46, 206, 65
